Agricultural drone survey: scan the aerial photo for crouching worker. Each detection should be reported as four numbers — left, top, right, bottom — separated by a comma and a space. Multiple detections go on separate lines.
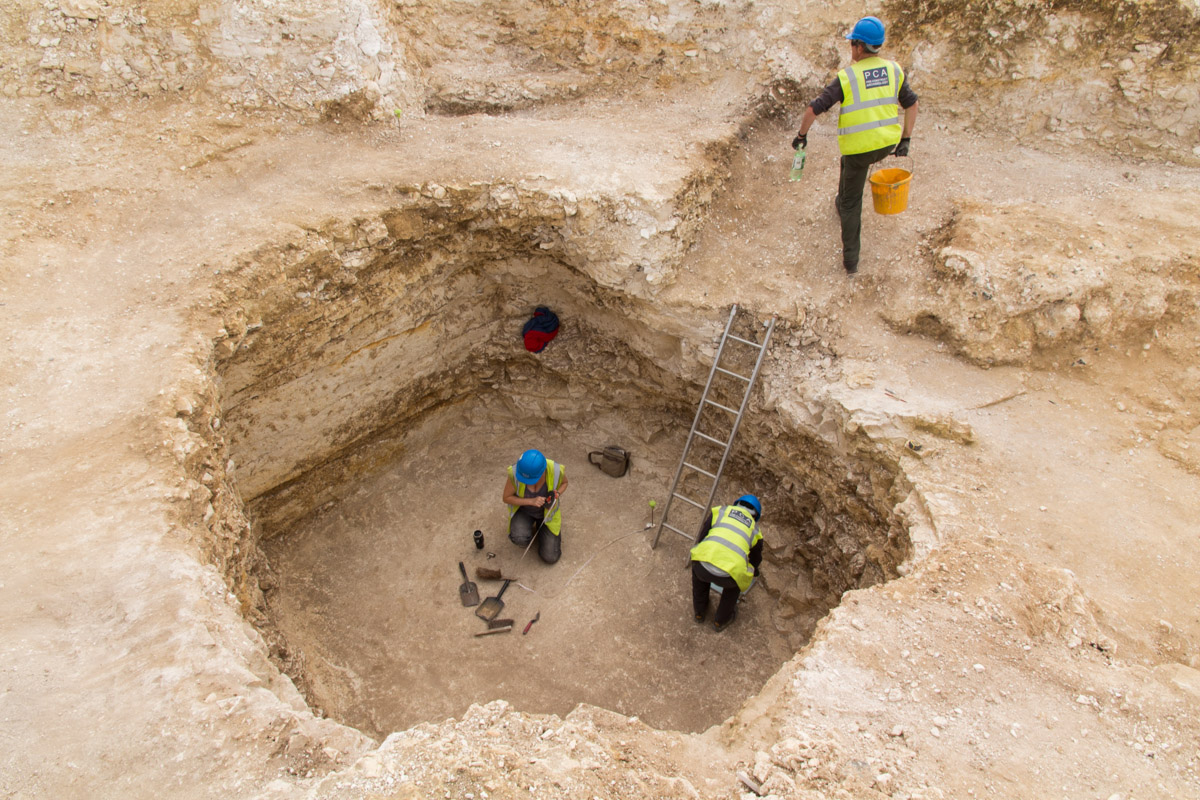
503, 448, 568, 564
690, 495, 763, 631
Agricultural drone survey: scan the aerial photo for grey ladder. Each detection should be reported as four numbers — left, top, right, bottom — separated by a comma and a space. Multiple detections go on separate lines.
652, 304, 776, 549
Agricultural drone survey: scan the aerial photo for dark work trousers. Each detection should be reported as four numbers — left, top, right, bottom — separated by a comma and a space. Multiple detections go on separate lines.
692, 561, 741, 624
836, 144, 896, 270
508, 508, 562, 564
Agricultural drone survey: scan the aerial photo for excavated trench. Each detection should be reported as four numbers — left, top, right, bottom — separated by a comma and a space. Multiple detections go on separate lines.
196, 184, 912, 738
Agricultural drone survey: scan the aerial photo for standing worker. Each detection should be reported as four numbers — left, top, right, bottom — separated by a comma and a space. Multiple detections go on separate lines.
792, 16, 919, 275
503, 448, 568, 564
691, 495, 763, 631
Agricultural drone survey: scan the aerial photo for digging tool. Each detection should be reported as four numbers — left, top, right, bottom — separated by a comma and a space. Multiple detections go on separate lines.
475, 579, 511, 622
458, 561, 480, 607
488, 618, 514, 630
474, 625, 512, 637
522, 611, 540, 635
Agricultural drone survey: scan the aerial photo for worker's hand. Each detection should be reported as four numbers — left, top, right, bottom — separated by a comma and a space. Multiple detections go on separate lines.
546, 491, 558, 506
893, 137, 911, 157
531, 496, 547, 508
791, 133, 807, 151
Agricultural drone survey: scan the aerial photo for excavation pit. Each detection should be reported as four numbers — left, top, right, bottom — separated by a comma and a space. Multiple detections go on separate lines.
259, 398, 806, 736
209, 201, 911, 739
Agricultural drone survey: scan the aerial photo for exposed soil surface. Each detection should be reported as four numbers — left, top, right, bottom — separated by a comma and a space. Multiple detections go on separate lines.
263, 401, 803, 736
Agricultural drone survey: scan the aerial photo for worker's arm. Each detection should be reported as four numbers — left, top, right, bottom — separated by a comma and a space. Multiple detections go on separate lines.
793, 77, 843, 148
901, 99, 918, 138
503, 477, 544, 508
796, 106, 818, 138
748, 538, 763, 573
891, 98, 919, 157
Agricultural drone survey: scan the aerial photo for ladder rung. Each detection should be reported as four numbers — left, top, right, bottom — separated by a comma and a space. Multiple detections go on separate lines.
661, 522, 693, 539
726, 333, 763, 349
671, 492, 705, 509
695, 431, 729, 448
682, 461, 716, 480
715, 366, 751, 383
703, 398, 738, 414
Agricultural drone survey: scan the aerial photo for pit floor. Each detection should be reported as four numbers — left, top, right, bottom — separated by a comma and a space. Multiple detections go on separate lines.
262, 394, 804, 737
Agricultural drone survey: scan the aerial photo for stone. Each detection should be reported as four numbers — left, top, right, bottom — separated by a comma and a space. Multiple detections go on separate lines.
760, 771, 796, 796
39, 50, 65, 70
285, 732, 311, 756
752, 750, 773, 783
60, 0, 102, 19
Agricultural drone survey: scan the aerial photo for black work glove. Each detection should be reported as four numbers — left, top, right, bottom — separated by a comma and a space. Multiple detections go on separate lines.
791, 132, 807, 150
893, 137, 911, 157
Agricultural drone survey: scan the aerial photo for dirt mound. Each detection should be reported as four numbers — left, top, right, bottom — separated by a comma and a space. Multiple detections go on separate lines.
884, 190, 1200, 365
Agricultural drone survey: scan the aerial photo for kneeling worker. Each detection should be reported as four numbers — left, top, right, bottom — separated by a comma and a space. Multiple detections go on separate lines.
503, 448, 568, 564
691, 495, 763, 631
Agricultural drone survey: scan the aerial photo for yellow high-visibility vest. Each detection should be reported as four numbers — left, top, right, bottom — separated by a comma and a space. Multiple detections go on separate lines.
836, 56, 904, 155
506, 460, 563, 536
690, 505, 761, 592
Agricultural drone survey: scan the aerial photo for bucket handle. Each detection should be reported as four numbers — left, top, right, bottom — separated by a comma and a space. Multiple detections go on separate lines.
871, 154, 913, 179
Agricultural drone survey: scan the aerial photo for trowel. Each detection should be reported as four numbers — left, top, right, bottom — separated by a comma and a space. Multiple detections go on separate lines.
457, 562, 480, 607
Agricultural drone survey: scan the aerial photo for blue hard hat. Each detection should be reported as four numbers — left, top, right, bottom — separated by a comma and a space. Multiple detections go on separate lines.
845, 16, 885, 47
515, 449, 547, 484
734, 494, 762, 521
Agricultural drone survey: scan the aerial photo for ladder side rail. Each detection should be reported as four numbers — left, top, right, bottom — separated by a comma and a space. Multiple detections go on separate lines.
699, 316, 777, 516
653, 305, 739, 548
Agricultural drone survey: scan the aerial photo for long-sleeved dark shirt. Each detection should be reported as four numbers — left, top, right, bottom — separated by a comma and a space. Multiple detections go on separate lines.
809, 67, 918, 115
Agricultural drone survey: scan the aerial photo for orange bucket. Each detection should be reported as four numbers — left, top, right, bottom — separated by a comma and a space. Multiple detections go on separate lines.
869, 164, 912, 215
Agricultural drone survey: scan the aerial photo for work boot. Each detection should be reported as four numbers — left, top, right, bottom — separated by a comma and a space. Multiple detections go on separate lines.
844, 260, 858, 275
713, 618, 730, 631
694, 613, 705, 623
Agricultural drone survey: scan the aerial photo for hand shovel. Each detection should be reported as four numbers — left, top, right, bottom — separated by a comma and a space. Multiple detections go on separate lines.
458, 562, 480, 607
475, 579, 511, 622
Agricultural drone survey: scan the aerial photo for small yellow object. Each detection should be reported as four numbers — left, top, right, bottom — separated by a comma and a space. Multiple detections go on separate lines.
648, 500, 657, 507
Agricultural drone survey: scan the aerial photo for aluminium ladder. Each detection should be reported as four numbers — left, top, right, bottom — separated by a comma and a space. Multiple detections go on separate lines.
652, 304, 776, 549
